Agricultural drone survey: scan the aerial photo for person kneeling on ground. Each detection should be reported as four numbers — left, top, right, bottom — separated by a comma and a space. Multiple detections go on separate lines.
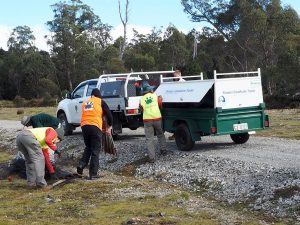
21, 113, 61, 129
16, 127, 64, 190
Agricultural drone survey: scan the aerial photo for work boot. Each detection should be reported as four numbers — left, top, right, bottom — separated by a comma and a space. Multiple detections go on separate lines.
26, 185, 37, 190
89, 173, 102, 180
89, 175, 101, 180
38, 185, 52, 191
76, 166, 83, 177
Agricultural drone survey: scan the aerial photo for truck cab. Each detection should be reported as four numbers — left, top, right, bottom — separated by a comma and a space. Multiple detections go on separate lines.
56, 70, 175, 136
56, 79, 97, 135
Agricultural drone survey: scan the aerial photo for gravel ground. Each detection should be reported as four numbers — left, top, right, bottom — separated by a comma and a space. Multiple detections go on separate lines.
1, 120, 300, 223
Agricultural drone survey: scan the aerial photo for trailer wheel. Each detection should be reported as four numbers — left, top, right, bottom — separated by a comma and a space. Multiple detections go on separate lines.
58, 113, 73, 136
175, 124, 195, 151
230, 133, 249, 144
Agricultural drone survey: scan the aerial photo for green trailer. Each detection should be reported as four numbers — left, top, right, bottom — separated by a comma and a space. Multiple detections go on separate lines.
155, 69, 269, 151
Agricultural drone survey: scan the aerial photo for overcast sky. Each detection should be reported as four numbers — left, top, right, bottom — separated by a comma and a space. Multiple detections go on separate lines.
0, 0, 299, 51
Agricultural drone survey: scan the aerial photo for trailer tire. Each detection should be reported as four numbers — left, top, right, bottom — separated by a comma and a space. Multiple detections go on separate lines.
230, 133, 249, 144
58, 113, 73, 136
175, 124, 195, 151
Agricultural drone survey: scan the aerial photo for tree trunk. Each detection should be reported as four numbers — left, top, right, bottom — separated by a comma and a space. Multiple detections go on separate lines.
118, 0, 129, 60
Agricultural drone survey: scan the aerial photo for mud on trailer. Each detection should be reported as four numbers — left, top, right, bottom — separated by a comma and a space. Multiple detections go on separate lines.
155, 68, 269, 151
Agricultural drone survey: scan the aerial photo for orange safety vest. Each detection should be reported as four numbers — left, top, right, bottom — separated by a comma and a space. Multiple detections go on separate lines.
81, 96, 103, 130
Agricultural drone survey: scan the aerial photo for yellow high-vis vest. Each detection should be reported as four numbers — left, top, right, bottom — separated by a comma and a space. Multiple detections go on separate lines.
140, 92, 161, 121
28, 127, 50, 149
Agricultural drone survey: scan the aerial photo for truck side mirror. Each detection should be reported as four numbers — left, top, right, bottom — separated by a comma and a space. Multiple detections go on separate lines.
65, 93, 71, 99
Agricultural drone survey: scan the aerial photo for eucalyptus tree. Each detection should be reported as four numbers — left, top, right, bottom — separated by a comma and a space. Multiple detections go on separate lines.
22, 49, 57, 98
7, 26, 36, 52
181, 0, 300, 95
123, 28, 162, 71
118, 0, 129, 60
47, 0, 112, 91
158, 26, 190, 70
5, 26, 37, 98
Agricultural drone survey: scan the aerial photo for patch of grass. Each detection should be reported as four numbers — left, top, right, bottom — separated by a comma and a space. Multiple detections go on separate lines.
0, 175, 271, 225
90, 194, 216, 225
0, 149, 14, 162
273, 186, 300, 200
0, 107, 56, 120
256, 109, 300, 140
119, 164, 136, 176
0, 100, 15, 108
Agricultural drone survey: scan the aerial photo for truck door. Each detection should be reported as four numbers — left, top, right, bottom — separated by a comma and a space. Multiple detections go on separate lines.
68, 83, 87, 124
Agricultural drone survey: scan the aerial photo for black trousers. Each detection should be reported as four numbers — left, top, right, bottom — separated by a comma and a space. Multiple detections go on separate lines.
79, 125, 102, 176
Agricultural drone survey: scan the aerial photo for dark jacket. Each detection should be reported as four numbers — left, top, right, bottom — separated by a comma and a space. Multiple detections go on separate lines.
31, 113, 59, 129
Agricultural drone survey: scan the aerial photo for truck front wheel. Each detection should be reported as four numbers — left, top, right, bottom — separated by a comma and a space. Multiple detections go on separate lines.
175, 124, 195, 151
58, 113, 73, 136
230, 133, 249, 144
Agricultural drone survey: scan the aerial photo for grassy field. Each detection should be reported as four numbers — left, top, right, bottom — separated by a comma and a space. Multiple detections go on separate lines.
0, 170, 283, 225
0, 106, 56, 120
256, 109, 300, 140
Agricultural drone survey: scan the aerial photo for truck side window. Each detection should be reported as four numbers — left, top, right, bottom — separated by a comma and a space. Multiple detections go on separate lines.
128, 80, 137, 97
72, 85, 85, 99
100, 81, 123, 98
86, 82, 97, 96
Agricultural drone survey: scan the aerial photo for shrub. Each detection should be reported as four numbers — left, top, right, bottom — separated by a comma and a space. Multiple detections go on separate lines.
41, 93, 57, 107
13, 96, 26, 108
265, 94, 300, 109
17, 109, 24, 115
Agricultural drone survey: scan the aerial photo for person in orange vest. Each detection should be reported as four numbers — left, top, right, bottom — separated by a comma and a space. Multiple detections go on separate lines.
140, 81, 167, 163
16, 127, 64, 190
76, 88, 113, 180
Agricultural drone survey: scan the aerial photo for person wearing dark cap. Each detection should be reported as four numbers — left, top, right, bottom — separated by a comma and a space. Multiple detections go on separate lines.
21, 113, 60, 129
76, 88, 113, 180
16, 127, 64, 190
139, 81, 167, 163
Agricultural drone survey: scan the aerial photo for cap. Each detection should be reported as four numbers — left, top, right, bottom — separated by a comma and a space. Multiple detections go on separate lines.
55, 128, 64, 141
141, 81, 155, 94
21, 116, 31, 126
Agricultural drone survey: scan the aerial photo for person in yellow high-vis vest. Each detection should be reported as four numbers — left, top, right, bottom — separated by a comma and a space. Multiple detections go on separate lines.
16, 127, 64, 190
140, 81, 167, 163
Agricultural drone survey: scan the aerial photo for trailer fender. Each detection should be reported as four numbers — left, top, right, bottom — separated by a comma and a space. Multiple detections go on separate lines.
172, 120, 201, 141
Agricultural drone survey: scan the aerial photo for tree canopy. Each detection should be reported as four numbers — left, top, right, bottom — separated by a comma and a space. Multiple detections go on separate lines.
0, 0, 299, 108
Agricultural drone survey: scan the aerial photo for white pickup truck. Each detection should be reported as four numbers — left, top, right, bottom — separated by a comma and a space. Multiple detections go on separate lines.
56, 71, 175, 135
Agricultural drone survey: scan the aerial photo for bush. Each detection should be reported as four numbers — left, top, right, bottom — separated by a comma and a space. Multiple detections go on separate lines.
17, 109, 24, 115
265, 94, 300, 109
41, 93, 57, 107
13, 96, 26, 108
26, 97, 57, 107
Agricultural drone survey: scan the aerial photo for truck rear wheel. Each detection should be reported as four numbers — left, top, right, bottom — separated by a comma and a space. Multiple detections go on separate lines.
58, 113, 73, 136
230, 133, 249, 144
175, 124, 195, 151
